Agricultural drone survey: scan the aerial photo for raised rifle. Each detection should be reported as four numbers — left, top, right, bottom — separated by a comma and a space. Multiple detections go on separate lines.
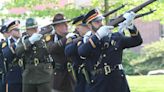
135, 9, 156, 19
40, 4, 127, 35
109, 9, 156, 22
108, 0, 158, 27
103, 4, 126, 17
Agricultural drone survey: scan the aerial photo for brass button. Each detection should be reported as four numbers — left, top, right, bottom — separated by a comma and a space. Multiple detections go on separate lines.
32, 47, 37, 50
103, 54, 106, 57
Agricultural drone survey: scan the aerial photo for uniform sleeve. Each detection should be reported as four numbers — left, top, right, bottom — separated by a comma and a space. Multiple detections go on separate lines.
65, 42, 77, 57
78, 35, 101, 58
121, 26, 143, 49
15, 37, 32, 56
46, 37, 67, 54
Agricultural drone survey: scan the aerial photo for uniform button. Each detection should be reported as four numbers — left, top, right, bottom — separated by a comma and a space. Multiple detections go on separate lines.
104, 63, 107, 65
34, 51, 36, 53
4, 58, 7, 61
103, 54, 106, 57
43, 46, 46, 48
115, 48, 117, 50
10, 69, 13, 71
91, 80, 94, 83
54, 72, 57, 75
33, 47, 37, 50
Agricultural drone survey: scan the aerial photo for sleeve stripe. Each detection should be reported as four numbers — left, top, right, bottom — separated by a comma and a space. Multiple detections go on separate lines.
89, 38, 96, 48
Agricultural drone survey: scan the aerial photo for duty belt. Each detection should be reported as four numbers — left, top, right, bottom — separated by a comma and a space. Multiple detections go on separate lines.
91, 64, 123, 76
54, 63, 67, 71
8, 59, 23, 70
27, 57, 51, 66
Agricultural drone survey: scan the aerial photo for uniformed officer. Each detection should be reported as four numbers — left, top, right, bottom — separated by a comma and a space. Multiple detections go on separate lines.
65, 14, 92, 92
78, 9, 143, 92
1, 20, 23, 92
45, 13, 74, 92
0, 25, 7, 92
15, 18, 53, 92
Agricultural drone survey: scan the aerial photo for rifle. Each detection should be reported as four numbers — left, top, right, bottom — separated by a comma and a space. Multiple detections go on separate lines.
40, 4, 127, 35
103, 4, 126, 17
108, 0, 157, 27
110, 9, 156, 22
135, 9, 156, 19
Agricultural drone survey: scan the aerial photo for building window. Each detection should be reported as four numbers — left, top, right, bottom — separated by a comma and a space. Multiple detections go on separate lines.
161, 25, 164, 38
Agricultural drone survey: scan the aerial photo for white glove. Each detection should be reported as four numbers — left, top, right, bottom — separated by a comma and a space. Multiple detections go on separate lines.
95, 26, 114, 40
66, 32, 76, 39
123, 11, 136, 26
29, 33, 43, 44
118, 21, 128, 34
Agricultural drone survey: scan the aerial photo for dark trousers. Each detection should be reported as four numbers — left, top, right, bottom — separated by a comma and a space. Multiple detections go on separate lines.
23, 82, 51, 92
0, 79, 5, 92
7, 83, 22, 92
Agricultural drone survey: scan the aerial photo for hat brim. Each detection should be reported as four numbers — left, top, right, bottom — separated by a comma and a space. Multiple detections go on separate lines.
92, 15, 104, 22
52, 19, 71, 25
26, 25, 38, 29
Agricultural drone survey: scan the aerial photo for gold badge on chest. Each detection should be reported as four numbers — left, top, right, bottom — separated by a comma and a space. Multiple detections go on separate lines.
111, 40, 116, 46
45, 35, 51, 42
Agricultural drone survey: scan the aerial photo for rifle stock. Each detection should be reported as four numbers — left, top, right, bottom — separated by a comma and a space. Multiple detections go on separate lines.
108, 0, 157, 27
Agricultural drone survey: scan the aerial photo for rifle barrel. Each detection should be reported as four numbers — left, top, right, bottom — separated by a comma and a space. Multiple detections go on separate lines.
108, 0, 157, 27
103, 4, 126, 17
135, 9, 156, 19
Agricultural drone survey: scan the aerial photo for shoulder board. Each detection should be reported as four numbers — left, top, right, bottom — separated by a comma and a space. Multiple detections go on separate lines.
2, 42, 7, 48
77, 41, 82, 46
66, 38, 73, 45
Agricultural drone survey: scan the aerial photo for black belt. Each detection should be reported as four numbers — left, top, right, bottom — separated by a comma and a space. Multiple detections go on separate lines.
90, 64, 123, 76
27, 58, 51, 66
54, 63, 67, 71
8, 59, 23, 70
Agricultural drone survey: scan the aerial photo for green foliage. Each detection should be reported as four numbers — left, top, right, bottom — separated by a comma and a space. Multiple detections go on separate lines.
5, 0, 58, 8
1, 0, 163, 24
123, 39, 164, 75
133, 39, 164, 75
122, 50, 140, 75
128, 75, 164, 92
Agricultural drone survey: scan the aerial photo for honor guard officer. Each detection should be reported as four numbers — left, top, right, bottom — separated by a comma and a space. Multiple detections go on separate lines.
0, 25, 7, 92
15, 18, 53, 92
46, 13, 74, 92
1, 20, 23, 92
65, 14, 92, 92
78, 9, 143, 92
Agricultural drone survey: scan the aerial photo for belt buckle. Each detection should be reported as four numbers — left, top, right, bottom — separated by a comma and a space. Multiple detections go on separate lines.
104, 63, 111, 75
34, 58, 39, 66
18, 59, 23, 67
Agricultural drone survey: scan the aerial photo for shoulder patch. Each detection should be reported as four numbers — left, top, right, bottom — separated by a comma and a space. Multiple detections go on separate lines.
66, 38, 73, 45
45, 35, 51, 42
2, 42, 7, 48
77, 41, 82, 46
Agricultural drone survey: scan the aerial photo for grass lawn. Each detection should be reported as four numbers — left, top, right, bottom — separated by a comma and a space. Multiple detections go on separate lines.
127, 75, 164, 92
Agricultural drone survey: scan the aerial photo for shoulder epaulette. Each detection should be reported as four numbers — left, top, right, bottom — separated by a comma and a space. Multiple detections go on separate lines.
1, 42, 7, 48
77, 41, 82, 46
